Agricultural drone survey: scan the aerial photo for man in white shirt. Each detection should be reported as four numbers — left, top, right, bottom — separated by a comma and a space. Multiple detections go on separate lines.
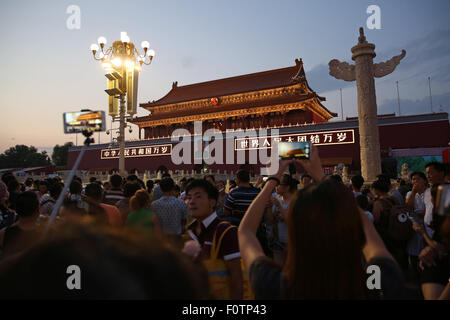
405, 171, 428, 276
423, 162, 446, 237
406, 172, 427, 218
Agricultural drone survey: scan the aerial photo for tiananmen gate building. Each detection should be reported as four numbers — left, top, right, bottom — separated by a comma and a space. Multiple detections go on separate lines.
68, 59, 450, 176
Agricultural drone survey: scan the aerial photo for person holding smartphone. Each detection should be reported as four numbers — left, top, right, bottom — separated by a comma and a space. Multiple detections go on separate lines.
238, 146, 405, 299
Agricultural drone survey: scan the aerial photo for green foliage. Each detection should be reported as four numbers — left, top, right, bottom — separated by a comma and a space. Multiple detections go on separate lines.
396, 156, 441, 174
0, 145, 51, 169
52, 142, 74, 166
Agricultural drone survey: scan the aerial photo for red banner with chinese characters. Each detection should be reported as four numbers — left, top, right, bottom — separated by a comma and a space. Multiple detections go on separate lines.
235, 129, 355, 150
101, 144, 172, 159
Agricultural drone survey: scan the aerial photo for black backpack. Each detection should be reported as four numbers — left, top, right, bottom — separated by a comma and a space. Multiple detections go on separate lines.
379, 198, 414, 242
387, 204, 415, 242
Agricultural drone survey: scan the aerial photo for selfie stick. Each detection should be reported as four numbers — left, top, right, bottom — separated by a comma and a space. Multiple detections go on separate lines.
45, 130, 94, 233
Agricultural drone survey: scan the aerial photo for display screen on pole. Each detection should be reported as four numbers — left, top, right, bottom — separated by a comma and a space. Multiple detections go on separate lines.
63, 110, 106, 133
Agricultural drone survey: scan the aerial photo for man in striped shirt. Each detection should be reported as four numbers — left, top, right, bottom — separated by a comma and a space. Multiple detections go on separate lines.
223, 170, 260, 227
150, 178, 188, 236
103, 174, 124, 206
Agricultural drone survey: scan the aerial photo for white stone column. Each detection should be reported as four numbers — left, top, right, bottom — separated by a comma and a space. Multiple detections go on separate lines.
351, 37, 381, 183
329, 28, 406, 183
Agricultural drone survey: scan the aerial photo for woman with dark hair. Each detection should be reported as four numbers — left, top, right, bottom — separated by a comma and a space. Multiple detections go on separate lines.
238, 146, 405, 299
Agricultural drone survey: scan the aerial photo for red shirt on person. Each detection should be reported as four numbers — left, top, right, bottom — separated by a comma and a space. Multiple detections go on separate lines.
187, 212, 241, 262
100, 203, 123, 227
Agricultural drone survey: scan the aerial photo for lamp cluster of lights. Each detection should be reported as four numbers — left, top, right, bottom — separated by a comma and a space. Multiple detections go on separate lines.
90, 32, 155, 72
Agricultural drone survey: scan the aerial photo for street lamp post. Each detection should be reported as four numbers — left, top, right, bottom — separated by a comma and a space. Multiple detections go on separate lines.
90, 32, 155, 175
118, 95, 126, 174
106, 122, 133, 173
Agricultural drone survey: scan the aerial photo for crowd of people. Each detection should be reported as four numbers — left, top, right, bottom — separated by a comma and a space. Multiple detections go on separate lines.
0, 147, 449, 300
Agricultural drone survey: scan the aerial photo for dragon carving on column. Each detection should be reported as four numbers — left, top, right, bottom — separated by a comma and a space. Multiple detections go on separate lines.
328, 28, 406, 81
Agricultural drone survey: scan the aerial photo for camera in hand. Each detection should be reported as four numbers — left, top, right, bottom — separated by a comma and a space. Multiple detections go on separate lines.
63, 110, 106, 134
278, 141, 311, 160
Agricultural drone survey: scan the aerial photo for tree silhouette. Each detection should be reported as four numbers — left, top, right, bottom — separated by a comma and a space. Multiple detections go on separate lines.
0, 145, 51, 169
52, 142, 74, 166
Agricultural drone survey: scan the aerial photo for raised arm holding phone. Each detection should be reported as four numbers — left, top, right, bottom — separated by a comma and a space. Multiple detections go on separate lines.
238, 145, 405, 299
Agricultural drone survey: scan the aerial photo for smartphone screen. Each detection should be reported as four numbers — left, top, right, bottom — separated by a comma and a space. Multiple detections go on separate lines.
63, 111, 106, 134
278, 141, 311, 160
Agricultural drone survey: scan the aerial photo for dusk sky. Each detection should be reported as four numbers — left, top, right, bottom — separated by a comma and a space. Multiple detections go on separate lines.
1, 0, 449, 156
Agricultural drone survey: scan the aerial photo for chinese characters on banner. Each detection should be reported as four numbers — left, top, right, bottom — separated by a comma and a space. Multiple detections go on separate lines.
100, 129, 354, 158
235, 129, 355, 150
101, 144, 172, 159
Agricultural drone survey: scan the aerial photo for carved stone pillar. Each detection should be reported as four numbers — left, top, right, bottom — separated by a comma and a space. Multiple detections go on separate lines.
329, 28, 405, 183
